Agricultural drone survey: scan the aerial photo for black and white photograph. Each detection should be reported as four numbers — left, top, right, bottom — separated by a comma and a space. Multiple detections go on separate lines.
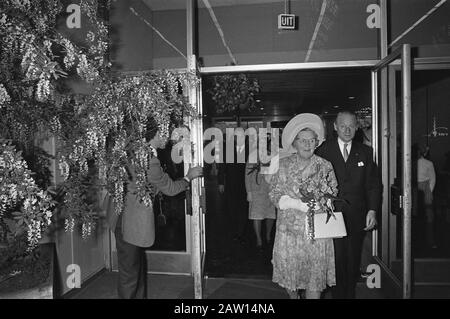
1, 0, 449, 305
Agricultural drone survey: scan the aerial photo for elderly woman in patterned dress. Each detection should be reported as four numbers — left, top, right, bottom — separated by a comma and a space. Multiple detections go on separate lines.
269, 113, 338, 299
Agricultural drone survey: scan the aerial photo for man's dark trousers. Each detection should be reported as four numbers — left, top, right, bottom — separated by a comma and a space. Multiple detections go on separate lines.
332, 231, 365, 299
115, 215, 147, 299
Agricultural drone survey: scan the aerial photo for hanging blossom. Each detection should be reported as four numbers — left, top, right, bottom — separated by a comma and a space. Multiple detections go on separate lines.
98, 158, 107, 184
64, 214, 75, 233
49, 115, 62, 134
76, 54, 100, 83
9, 0, 31, 11
57, 71, 198, 234
58, 156, 70, 181
0, 0, 111, 244
60, 37, 77, 70
130, 140, 157, 208
112, 166, 127, 216
0, 13, 8, 26
36, 72, 52, 101
81, 218, 96, 240
0, 141, 54, 250
0, 84, 11, 108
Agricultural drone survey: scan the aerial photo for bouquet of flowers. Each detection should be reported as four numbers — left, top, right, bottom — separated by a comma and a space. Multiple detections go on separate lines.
286, 169, 345, 241
300, 192, 347, 241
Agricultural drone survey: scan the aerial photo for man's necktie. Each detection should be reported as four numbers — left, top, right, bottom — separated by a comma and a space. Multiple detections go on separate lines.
343, 143, 349, 162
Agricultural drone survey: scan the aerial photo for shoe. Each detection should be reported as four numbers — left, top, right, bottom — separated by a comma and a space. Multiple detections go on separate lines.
298, 290, 305, 299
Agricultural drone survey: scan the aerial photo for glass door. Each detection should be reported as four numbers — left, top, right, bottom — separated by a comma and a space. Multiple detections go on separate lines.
187, 56, 207, 299
372, 44, 412, 298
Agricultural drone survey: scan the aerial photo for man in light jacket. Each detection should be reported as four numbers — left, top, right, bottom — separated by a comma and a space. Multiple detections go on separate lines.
106, 123, 202, 299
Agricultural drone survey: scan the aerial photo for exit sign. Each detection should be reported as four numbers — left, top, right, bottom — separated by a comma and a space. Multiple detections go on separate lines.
278, 14, 296, 30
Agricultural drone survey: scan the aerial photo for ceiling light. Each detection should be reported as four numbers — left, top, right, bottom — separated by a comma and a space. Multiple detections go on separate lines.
348, 96, 355, 100
333, 105, 340, 109
256, 99, 261, 103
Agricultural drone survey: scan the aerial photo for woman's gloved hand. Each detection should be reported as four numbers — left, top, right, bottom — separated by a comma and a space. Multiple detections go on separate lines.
278, 195, 309, 211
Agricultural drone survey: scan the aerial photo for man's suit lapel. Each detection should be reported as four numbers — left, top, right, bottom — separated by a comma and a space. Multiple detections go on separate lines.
331, 139, 346, 165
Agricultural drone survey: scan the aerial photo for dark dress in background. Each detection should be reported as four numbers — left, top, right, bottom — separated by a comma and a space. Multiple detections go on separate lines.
218, 137, 250, 242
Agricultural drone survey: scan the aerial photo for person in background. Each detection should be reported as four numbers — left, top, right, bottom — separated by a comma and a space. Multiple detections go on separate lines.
416, 144, 437, 248
218, 127, 249, 244
443, 151, 450, 224
245, 137, 276, 254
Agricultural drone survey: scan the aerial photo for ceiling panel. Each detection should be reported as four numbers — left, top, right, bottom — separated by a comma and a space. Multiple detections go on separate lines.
142, 0, 285, 11
203, 68, 372, 118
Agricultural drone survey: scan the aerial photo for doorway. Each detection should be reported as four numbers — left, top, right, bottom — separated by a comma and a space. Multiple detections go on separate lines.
407, 68, 450, 259
201, 67, 374, 279
374, 51, 450, 298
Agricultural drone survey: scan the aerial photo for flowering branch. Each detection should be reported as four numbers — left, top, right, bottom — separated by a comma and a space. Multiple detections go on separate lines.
207, 74, 260, 114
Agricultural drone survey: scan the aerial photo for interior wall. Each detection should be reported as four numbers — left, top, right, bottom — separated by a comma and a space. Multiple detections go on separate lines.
197, 0, 379, 66
55, 1, 110, 296
110, 0, 155, 71
135, 0, 379, 68
51, 140, 108, 296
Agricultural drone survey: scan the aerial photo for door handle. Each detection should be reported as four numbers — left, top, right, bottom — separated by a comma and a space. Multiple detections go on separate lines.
200, 186, 206, 214
185, 188, 192, 215
186, 185, 206, 215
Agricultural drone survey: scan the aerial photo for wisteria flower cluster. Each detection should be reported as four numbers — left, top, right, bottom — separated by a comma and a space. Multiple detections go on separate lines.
0, 84, 10, 108
207, 74, 260, 114
57, 71, 198, 226
0, 0, 111, 242
0, 140, 55, 250
0, 1, 198, 245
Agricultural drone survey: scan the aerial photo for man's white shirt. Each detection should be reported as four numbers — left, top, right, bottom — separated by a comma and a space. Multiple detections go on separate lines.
337, 138, 352, 160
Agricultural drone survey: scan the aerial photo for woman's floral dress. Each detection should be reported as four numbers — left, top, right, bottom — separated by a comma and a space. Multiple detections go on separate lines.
269, 154, 338, 291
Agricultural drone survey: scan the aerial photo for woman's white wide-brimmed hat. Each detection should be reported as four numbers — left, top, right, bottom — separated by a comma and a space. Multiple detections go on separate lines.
281, 113, 325, 153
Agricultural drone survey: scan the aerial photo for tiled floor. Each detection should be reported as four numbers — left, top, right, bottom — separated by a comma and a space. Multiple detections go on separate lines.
68, 175, 450, 299
68, 271, 386, 299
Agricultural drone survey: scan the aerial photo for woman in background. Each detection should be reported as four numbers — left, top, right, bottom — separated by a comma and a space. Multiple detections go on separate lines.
245, 138, 276, 253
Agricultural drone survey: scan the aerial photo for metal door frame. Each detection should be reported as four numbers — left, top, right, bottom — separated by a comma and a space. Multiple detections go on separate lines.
372, 44, 412, 298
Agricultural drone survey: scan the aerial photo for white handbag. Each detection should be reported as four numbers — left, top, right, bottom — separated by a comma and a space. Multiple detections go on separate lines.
313, 212, 347, 239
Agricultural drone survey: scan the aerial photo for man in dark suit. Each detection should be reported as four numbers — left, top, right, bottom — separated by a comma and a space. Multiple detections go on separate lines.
315, 111, 381, 299
218, 127, 251, 243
